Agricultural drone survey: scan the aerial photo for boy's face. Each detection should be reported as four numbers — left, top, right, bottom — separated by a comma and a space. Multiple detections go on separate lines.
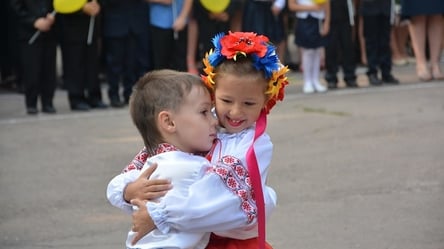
214, 74, 267, 133
171, 85, 218, 153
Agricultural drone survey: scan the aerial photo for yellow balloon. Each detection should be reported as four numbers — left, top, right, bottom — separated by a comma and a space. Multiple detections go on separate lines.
313, 0, 326, 4
54, 0, 87, 13
200, 0, 230, 13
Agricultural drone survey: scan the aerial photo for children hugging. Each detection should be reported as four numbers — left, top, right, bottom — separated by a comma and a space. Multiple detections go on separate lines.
106, 31, 289, 249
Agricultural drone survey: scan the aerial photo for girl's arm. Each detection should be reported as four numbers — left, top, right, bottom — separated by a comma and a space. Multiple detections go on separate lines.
321, 0, 331, 36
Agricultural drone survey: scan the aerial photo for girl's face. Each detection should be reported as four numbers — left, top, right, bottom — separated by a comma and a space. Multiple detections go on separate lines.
172, 85, 218, 153
214, 74, 267, 133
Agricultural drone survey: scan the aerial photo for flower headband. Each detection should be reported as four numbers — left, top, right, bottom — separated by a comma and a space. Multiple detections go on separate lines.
202, 31, 290, 113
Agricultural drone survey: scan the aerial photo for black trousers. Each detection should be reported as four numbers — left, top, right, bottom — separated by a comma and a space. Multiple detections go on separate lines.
362, 14, 392, 78
19, 36, 57, 108
105, 31, 149, 101
61, 39, 102, 106
324, 20, 356, 83
149, 25, 187, 72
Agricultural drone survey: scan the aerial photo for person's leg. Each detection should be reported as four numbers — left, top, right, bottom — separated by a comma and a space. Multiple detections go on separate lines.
358, 15, 367, 65
40, 38, 57, 112
324, 22, 339, 88
408, 15, 431, 81
301, 48, 314, 93
427, 15, 444, 79
105, 36, 125, 107
20, 42, 40, 113
391, 25, 407, 65
312, 47, 326, 92
396, 23, 411, 60
379, 14, 396, 82
340, 23, 357, 86
363, 15, 382, 85
85, 38, 106, 108
61, 41, 89, 109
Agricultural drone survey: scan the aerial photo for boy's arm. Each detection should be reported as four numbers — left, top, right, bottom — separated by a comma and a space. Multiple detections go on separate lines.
107, 154, 171, 212
142, 133, 276, 237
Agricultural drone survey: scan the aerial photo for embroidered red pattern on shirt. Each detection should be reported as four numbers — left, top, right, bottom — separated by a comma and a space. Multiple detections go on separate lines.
211, 155, 257, 223
122, 144, 177, 173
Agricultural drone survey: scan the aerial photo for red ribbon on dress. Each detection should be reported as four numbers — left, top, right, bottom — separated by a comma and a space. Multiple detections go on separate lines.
246, 109, 267, 249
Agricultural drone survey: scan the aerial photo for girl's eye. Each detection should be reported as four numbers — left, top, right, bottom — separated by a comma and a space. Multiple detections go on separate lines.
221, 99, 232, 103
244, 102, 255, 106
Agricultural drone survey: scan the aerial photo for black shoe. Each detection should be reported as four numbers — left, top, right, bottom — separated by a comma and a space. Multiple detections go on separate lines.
71, 102, 90, 111
110, 97, 124, 108
382, 75, 400, 84
27, 107, 38, 115
327, 81, 337, 90
89, 100, 108, 109
345, 80, 358, 88
368, 74, 382, 86
42, 105, 56, 114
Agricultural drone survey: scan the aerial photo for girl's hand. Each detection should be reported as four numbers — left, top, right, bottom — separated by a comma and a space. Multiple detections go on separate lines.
123, 163, 172, 203
130, 199, 156, 245
320, 21, 330, 36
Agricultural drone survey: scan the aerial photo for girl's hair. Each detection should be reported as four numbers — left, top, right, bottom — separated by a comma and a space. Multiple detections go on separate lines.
202, 31, 289, 113
214, 56, 269, 94
129, 69, 208, 154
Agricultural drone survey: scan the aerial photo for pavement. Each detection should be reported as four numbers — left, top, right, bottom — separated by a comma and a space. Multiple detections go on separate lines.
1, 62, 444, 249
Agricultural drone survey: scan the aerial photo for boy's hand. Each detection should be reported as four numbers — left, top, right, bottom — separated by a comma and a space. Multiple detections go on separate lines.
130, 199, 156, 245
123, 163, 172, 203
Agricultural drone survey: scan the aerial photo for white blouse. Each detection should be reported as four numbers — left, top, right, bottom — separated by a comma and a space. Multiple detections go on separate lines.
294, 0, 326, 19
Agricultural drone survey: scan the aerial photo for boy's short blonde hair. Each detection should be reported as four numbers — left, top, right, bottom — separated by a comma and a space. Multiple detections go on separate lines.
129, 69, 208, 154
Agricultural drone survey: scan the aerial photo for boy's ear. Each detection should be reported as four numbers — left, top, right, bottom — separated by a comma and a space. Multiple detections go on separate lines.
158, 111, 176, 133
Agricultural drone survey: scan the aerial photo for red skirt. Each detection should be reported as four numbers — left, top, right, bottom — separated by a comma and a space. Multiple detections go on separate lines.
206, 233, 273, 249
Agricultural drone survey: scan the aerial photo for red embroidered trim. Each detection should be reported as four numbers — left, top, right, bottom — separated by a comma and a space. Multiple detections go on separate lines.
211, 155, 257, 223
122, 144, 178, 173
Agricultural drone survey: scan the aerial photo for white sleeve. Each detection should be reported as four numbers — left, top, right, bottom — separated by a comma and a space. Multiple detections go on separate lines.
106, 169, 140, 214
147, 131, 277, 239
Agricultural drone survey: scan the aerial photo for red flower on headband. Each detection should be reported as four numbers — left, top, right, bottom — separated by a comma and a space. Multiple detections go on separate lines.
220, 31, 269, 59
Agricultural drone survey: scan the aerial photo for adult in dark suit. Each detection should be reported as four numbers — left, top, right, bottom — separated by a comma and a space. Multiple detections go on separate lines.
57, 0, 108, 111
10, 0, 58, 114
101, 0, 151, 107
359, 0, 399, 86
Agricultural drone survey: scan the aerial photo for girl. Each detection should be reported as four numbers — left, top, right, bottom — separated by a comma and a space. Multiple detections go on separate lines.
107, 31, 289, 249
288, 0, 330, 93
